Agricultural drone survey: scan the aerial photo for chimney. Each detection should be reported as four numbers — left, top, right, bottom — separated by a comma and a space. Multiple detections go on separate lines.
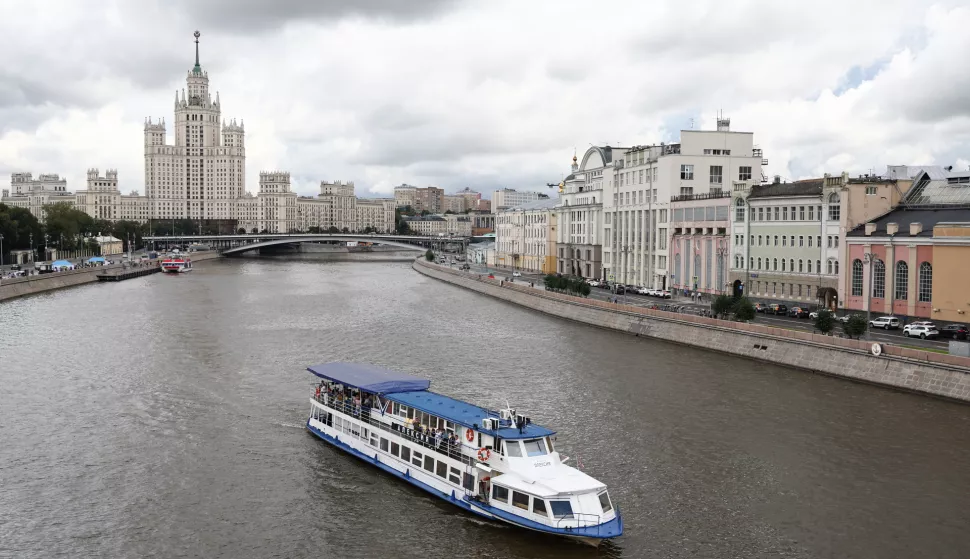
910, 222, 923, 235
865, 223, 877, 236
773, 175, 781, 184
886, 222, 898, 236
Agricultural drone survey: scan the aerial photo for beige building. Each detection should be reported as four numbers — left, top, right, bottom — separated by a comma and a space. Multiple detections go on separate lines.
403, 214, 472, 236
93, 235, 124, 255
1, 173, 77, 219
495, 197, 558, 273
297, 180, 394, 233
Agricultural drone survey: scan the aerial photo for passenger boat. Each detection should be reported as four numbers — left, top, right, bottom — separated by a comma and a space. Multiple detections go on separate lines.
160, 255, 192, 273
305, 362, 622, 545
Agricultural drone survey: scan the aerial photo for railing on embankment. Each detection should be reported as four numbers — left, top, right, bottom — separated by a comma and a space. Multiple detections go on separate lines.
412, 258, 970, 403
0, 251, 223, 302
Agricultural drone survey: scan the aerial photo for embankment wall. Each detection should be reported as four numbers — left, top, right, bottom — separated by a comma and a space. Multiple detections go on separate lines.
413, 259, 970, 402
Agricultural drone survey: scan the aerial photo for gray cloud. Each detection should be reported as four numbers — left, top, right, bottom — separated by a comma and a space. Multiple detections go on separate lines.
169, 0, 463, 32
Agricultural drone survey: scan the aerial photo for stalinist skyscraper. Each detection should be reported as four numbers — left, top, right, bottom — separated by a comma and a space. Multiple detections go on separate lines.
144, 31, 247, 223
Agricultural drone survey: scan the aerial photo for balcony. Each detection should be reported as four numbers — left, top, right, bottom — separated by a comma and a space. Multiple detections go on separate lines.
670, 191, 732, 202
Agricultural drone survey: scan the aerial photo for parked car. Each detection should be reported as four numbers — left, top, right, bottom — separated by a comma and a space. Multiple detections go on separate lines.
768, 304, 788, 315
809, 310, 824, 319
908, 320, 937, 330
788, 306, 810, 318
837, 315, 852, 323
512, 271, 522, 277
588, 279, 601, 287
637, 286, 651, 295
869, 316, 901, 330
754, 303, 767, 313
939, 324, 969, 340
903, 324, 939, 339
659, 290, 671, 299
614, 285, 626, 295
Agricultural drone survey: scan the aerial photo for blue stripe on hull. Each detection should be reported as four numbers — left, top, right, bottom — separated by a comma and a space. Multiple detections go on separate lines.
306, 420, 622, 541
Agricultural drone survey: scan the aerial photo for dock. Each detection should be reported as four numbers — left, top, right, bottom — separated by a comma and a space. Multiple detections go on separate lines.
96, 266, 161, 282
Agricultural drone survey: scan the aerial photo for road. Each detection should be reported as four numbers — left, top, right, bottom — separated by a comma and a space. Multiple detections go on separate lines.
445, 259, 953, 351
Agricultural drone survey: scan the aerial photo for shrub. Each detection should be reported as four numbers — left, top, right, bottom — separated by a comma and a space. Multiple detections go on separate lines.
711, 294, 734, 319
843, 314, 868, 339
425, 250, 434, 262
814, 309, 835, 334
733, 297, 756, 322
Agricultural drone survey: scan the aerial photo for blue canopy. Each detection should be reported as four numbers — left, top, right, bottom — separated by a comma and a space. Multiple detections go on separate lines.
52, 260, 73, 268
307, 362, 430, 394
88, 256, 106, 263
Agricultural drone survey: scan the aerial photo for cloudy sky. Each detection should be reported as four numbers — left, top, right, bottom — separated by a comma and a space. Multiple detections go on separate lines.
1, 0, 968, 198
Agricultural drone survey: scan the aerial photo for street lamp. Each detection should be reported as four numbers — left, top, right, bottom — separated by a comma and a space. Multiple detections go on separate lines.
715, 242, 729, 295
864, 252, 874, 340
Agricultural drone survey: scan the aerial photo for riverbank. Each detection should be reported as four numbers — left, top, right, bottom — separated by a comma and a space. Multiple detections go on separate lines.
0, 251, 222, 302
412, 258, 970, 403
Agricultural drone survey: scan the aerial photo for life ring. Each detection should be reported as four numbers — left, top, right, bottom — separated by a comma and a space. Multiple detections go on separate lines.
465, 429, 475, 442
477, 448, 491, 462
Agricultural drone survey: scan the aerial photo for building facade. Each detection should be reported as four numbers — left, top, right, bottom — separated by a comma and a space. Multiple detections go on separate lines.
1, 173, 77, 219
297, 181, 394, 233
604, 119, 764, 290
494, 197, 557, 274
844, 167, 970, 322
669, 192, 731, 294
492, 188, 545, 212
403, 214, 472, 236
555, 151, 606, 279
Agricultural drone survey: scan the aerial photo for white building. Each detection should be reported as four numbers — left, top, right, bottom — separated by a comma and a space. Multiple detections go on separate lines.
404, 214, 472, 236
492, 188, 544, 212
1, 173, 77, 219
604, 118, 764, 289
556, 151, 608, 279
495, 197, 558, 273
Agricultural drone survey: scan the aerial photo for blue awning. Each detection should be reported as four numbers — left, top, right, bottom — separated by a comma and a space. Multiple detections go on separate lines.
88, 257, 106, 263
307, 362, 430, 394
52, 260, 73, 268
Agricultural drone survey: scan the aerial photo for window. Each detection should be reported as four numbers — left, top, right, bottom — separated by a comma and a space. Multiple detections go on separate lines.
782, 236, 787, 247
680, 164, 694, 180
808, 206, 815, 220
549, 500, 574, 519
758, 207, 764, 221
828, 192, 841, 221
774, 235, 779, 246
799, 206, 805, 220
750, 235, 754, 245
798, 259, 803, 272
919, 262, 932, 302
783, 207, 789, 220
512, 491, 530, 510
757, 257, 762, 270
523, 439, 547, 457
873, 259, 885, 298
817, 236, 822, 247
798, 284, 803, 297
380, 438, 389, 452
852, 259, 863, 296
808, 260, 813, 273
598, 491, 613, 513
808, 235, 813, 247
825, 260, 829, 274
492, 485, 509, 503
827, 236, 833, 248
773, 258, 778, 271
774, 207, 780, 220
463, 472, 475, 492
758, 235, 763, 246
735, 198, 745, 222
827, 260, 833, 274
710, 165, 723, 184
799, 236, 804, 247
865, 186, 878, 195
424, 455, 435, 473
400, 446, 410, 463
436, 460, 448, 479
505, 441, 523, 457
739, 166, 752, 181
391, 442, 400, 456
895, 261, 909, 300
533, 498, 548, 517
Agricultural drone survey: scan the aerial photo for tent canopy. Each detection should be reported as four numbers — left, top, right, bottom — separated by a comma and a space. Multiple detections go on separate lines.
52, 260, 74, 268
307, 362, 430, 394
87, 256, 106, 263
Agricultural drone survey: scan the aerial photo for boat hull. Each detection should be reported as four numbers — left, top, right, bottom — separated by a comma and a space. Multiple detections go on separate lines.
305, 418, 619, 545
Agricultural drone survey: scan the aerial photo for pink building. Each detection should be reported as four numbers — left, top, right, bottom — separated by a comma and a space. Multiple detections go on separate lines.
669, 192, 731, 294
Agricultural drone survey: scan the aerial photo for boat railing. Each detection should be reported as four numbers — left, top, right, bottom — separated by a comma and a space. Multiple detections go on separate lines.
313, 394, 474, 466
556, 512, 602, 533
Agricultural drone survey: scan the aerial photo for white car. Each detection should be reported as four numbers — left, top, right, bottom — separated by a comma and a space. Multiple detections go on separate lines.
637, 287, 651, 295
869, 316, 900, 330
512, 271, 522, 277
588, 279, 601, 287
903, 324, 939, 339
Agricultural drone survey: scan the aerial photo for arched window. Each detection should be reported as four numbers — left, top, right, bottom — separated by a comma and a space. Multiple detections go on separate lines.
781, 259, 786, 272
851, 259, 863, 296
790, 259, 795, 272
918, 262, 932, 302
798, 259, 804, 272
895, 261, 909, 300
833, 260, 838, 275
773, 258, 778, 271
828, 192, 841, 221
808, 260, 813, 273
827, 260, 832, 274
757, 257, 762, 270
872, 259, 885, 298
735, 198, 745, 222
758, 235, 762, 246
749, 256, 754, 269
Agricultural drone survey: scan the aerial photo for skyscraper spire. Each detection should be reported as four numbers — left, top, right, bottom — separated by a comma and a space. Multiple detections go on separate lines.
193, 30, 202, 74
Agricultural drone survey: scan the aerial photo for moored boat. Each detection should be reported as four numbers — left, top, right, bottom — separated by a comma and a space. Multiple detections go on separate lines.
160, 254, 193, 273
305, 362, 622, 545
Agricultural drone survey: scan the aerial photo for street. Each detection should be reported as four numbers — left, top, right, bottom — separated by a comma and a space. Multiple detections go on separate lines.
447, 259, 952, 351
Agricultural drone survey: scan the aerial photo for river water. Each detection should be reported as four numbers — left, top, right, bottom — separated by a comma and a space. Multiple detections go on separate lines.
2, 259, 969, 559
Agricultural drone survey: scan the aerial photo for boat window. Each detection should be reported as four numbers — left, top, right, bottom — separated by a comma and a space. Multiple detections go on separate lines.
391, 442, 400, 457
423, 455, 434, 473
532, 498, 548, 517
411, 450, 423, 468
492, 484, 509, 503
523, 439, 547, 457
598, 491, 613, 513
379, 438, 389, 452
463, 472, 475, 492
549, 500, 573, 519
400, 446, 410, 462
370, 433, 378, 447
505, 441, 523, 458
436, 461, 448, 479
511, 491, 530, 510
448, 466, 461, 485
397, 404, 408, 418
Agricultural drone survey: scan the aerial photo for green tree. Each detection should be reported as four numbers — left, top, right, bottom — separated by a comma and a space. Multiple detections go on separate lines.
580, 282, 591, 297
814, 309, 835, 334
732, 297, 756, 322
843, 314, 868, 339
0, 203, 43, 253
425, 249, 435, 262
43, 202, 94, 251
711, 294, 734, 318
444, 210, 455, 215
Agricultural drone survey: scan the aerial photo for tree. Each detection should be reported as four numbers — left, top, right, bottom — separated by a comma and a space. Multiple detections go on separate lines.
43, 202, 94, 251
732, 297, 756, 322
425, 249, 435, 262
843, 314, 868, 339
711, 294, 734, 319
814, 309, 835, 334
580, 282, 591, 297
237, 227, 247, 234
0, 203, 43, 253
444, 210, 455, 214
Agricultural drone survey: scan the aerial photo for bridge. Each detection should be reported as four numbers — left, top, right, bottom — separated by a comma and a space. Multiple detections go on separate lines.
142, 233, 467, 256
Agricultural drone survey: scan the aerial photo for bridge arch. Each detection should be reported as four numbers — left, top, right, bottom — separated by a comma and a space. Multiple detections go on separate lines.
221, 236, 429, 256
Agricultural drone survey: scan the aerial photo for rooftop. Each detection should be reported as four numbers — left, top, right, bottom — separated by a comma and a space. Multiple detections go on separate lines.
846, 206, 970, 238
747, 178, 824, 199
506, 197, 559, 211
386, 390, 556, 440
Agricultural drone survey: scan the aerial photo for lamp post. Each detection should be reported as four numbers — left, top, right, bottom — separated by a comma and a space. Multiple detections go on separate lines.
715, 242, 729, 295
864, 251, 874, 340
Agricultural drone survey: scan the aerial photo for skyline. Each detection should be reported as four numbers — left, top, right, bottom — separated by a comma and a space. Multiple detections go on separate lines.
2, 1, 969, 199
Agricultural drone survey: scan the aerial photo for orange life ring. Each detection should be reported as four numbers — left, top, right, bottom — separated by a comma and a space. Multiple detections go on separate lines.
477, 448, 491, 462
465, 429, 475, 442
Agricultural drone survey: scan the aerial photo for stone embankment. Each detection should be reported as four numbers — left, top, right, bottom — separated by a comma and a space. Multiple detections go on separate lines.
413, 259, 970, 403
0, 251, 222, 302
